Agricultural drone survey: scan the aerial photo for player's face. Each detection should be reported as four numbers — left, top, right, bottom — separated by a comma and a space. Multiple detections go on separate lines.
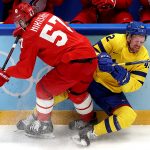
15, 19, 27, 29
128, 35, 145, 53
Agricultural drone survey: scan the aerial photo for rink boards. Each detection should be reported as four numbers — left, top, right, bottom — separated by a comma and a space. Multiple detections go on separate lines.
0, 24, 150, 125
0, 110, 150, 125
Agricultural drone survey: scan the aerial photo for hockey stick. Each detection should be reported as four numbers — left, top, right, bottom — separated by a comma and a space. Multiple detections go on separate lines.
113, 59, 150, 67
1, 36, 20, 70
1, 0, 36, 70
95, 48, 150, 67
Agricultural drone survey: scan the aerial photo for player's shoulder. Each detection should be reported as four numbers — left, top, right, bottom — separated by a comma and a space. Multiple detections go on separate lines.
31, 12, 50, 26
24, 12, 51, 38
110, 33, 126, 41
98, 33, 126, 48
140, 45, 149, 59
103, 33, 126, 42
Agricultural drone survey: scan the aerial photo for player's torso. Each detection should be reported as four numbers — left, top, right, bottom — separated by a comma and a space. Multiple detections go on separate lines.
23, 12, 95, 66
94, 34, 148, 92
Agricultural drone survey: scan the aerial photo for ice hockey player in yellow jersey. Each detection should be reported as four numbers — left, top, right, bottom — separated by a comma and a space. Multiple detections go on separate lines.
72, 21, 149, 146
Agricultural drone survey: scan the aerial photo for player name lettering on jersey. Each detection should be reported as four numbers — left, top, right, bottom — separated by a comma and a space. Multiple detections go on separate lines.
30, 13, 49, 32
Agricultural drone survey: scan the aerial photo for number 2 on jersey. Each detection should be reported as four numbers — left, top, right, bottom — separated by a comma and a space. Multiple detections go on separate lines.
106, 34, 115, 42
40, 16, 73, 46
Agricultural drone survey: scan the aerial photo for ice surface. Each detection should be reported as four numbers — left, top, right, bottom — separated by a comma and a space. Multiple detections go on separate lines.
0, 125, 150, 150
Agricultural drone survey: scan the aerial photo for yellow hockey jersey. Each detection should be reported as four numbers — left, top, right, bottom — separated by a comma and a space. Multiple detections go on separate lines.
93, 33, 149, 93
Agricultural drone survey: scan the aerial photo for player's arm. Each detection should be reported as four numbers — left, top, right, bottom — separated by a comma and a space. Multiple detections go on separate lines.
95, 34, 116, 72
121, 62, 149, 93
6, 37, 38, 79
111, 49, 149, 93
93, 34, 115, 54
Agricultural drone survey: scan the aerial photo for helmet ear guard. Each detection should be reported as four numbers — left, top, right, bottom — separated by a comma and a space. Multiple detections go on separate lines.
126, 21, 147, 39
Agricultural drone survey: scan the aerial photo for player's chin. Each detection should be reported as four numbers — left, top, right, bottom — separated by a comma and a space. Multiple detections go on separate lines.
130, 48, 140, 53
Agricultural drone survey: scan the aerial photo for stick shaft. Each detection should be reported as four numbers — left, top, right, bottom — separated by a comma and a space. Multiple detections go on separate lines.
2, 37, 20, 70
1, 2, 34, 71
113, 60, 150, 66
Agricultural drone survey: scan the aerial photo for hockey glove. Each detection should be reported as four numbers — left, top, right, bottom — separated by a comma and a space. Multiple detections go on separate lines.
0, 69, 9, 87
92, 0, 116, 11
111, 65, 130, 85
13, 27, 24, 37
98, 52, 114, 73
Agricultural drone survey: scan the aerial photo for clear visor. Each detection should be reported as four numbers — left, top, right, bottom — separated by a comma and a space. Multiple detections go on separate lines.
15, 20, 27, 29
